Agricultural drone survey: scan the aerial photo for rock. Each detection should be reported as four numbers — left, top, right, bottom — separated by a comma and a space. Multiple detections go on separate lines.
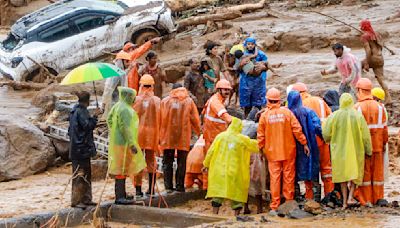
391, 201, 399, 208
277, 200, 299, 217
342, 0, 357, 6
336, 27, 351, 33
304, 200, 323, 215
91, 160, 108, 181
288, 208, 314, 219
376, 199, 389, 207
10, 0, 26, 7
0, 114, 56, 182
164, 65, 187, 83
52, 138, 70, 162
260, 35, 280, 52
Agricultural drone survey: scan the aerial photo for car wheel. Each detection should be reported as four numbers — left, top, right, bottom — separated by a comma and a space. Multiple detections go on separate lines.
132, 30, 159, 45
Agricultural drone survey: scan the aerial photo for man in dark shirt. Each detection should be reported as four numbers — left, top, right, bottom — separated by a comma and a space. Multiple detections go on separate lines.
68, 91, 101, 209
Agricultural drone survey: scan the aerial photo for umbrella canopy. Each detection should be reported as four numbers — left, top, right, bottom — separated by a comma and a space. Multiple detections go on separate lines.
61, 62, 125, 85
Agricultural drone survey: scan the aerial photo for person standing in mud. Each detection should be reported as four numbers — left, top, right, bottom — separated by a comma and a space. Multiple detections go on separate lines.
353, 78, 389, 207
202, 79, 233, 190
139, 51, 166, 98
239, 37, 268, 117
321, 43, 361, 97
322, 93, 372, 209
132, 75, 161, 197
160, 83, 201, 193
360, 19, 392, 104
202, 43, 230, 80
68, 91, 101, 209
184, 58, 207, 114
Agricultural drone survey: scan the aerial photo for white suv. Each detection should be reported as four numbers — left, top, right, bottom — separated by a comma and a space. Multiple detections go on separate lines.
0, 0, 176, 81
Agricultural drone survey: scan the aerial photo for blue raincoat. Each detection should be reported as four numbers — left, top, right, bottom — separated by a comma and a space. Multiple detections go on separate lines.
288, 91, 321, 181
239, 37, 268, 108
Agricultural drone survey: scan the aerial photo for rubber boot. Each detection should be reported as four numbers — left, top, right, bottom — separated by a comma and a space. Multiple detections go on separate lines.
295, 182, 303, 202
115, 179, 134, 205
146, 173, 155, 195
135, 186, 144, 197
313, 181, 322, 203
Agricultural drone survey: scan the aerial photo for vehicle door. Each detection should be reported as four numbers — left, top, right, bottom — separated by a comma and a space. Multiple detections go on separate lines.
70, 13, 116, 61
29, 20, 80, 71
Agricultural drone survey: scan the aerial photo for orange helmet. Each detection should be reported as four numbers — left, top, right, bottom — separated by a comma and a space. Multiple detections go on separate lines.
266, 88, 281, 101
139, 74, 155, 85
216, 79, 232, 90
292, 82, 307, 92
115, 51, 131, 61
356, 78, 372, 90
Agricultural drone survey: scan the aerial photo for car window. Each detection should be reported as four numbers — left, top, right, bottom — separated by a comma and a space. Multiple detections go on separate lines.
38, 24, 75, 42
74, 16, 105, 33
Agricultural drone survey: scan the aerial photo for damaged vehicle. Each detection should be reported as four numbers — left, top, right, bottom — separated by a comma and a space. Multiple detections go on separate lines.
0, 0, 176, 81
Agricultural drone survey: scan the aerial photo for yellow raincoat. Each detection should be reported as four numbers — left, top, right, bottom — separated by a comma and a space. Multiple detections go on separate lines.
203, 117, 259, 203
107, 87, 146, 176
322, 93, 372, 185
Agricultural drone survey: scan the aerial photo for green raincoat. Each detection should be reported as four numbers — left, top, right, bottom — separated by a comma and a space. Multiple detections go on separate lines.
322, 93, 372, 185
107, 87, 146, 176
204, 117, 259, 203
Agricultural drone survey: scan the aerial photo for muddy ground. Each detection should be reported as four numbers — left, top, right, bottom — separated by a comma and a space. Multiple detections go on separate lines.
1, 0, 400, 225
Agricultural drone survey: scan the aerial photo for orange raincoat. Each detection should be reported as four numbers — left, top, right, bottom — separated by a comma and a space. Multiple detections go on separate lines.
160, 87, 201, 152
354, 90, 388, 205
127, 41, 153, 92
202, 93, 232, 149
301, 92, 334, 197
257, 102, 307, 210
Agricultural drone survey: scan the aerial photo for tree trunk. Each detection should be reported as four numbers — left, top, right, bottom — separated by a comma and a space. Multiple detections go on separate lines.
178, 11, 242, 29
165, 0, 219, 12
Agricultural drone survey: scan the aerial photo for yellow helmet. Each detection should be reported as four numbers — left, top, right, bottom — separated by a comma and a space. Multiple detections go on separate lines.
372, 87, 385, 101
139, 74, 155, 85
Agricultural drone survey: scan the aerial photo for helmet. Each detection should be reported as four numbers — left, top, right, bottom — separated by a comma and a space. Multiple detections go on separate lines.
372, 87, 385, 101
115, 51, 131, 61
216, 79, 232, 90
292, 82, 307, 92
356, 78, 372, 90
139, 74, 155, 85
266, 88, 281, 101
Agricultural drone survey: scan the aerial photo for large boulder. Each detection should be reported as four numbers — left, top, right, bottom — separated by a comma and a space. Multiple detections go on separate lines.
277, 200, 299, 217
0, 114, 56, 181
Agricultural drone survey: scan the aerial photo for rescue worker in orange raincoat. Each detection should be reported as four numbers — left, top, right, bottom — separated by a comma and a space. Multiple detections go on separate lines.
257, 88, 309, 216
354, 78, 389, 206
132, 74, 161, 197
202, 79, 233, 189
292, 82, 335, 200
160, 83, 201, 193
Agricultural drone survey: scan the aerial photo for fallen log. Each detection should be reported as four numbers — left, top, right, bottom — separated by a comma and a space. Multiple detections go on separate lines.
165, 0, 218, 12
0, 80, 49, 90
178, 11, 242, 29
218, 0, 267, 14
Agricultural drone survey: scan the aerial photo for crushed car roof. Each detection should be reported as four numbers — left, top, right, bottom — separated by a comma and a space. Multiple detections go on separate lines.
11, 0, 125, 38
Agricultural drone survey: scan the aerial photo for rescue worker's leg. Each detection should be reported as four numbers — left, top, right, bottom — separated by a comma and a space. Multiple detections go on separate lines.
268, 160, 283, 210
282, 159, 295, 202
231, 200, 244, 216
202, 143, 211, 190
371, 152, 384, 204
134, 172, 144, 197
305, 181, 314, 200
114, 175, 134, 205
211, 198, 224, 214
163, 149, 175, 192
80, 159, 94, 205
185, 173, 196, 189
356, 156, 372, 205
319, 143, 334, 195
340, 182, 349, 209
176, 150, 189, 192
373, 66, 392, 104
145, 150, 157, 195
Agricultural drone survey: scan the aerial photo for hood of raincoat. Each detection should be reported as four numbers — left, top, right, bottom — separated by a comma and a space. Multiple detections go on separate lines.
339, 93, 354, 109
288, 91, 322, 181
118, 86, 136, 105
323, 90, 340, 112
228, 117, 243, 134
356, 89, 373, 102
169, 87, 189, 100
244, 37, 256, 46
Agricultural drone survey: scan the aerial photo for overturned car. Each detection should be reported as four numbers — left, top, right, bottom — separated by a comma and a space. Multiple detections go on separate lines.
0, 0, 176, 81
